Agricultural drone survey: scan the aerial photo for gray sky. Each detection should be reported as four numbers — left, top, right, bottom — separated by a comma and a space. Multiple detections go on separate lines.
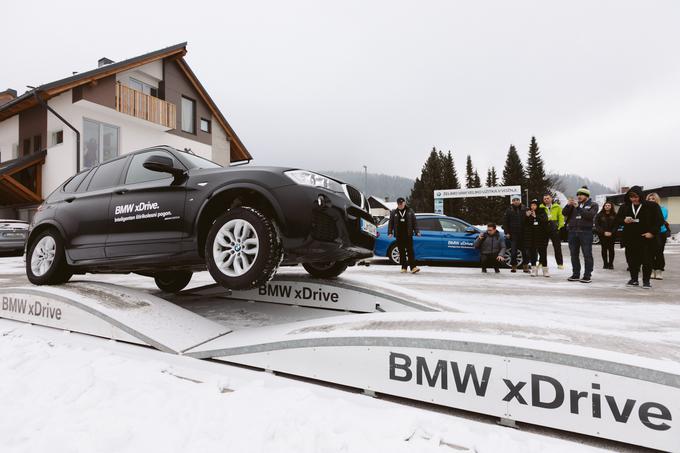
5, 0, 680, 190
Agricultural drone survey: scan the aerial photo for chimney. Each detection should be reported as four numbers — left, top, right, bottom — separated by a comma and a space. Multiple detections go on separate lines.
98, 57, 115, 67
0, 88, 17, 106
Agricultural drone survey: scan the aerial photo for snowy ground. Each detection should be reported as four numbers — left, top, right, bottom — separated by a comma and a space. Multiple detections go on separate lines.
1, 245, 677, 452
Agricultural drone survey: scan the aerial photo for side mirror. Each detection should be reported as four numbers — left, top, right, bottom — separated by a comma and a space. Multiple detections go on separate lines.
143, 155, 184, 178
464, 226, 477, 234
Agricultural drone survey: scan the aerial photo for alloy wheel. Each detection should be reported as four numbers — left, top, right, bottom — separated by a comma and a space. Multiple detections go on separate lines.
212, 219, 260, 277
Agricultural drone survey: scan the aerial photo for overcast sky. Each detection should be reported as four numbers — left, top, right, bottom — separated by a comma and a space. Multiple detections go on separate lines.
5, 0, 679, 190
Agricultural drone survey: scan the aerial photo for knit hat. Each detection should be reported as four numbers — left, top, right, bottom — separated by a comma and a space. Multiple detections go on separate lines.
576, 186, 590, 197
530, 198, 539, 206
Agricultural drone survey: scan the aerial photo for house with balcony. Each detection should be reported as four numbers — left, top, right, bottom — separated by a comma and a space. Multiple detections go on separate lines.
0, 42, 251, 220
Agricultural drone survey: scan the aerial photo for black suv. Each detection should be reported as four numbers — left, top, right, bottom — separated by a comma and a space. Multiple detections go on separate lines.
26, 146, 376, 292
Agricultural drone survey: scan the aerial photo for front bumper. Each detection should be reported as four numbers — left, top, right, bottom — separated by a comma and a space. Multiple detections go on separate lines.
272, 185, 376, 264
0, 240, 26, 251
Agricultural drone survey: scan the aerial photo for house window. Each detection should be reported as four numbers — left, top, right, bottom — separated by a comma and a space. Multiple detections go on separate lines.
181, 96, 196, 134
83, 118, 119, 169
200, 118, 211, 133
23, 138, 30, 156
129, 77, 158, 97
33, 135, 42, 152
52, 130, 64, 146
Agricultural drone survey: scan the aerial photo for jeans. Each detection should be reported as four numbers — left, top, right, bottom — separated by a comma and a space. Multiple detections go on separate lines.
481, 253, 500, 271
653, 232, 668, 271
568, 231, 594, 278
599, 235, 615, 267
547, 229, 563, 266
508, 235, 524, 266
527, 246, 548, 267
397, 235, 416, 270
626, 238, 656, 282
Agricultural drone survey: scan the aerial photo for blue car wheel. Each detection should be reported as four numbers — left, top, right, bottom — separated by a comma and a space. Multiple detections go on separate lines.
388, 243, 400, 265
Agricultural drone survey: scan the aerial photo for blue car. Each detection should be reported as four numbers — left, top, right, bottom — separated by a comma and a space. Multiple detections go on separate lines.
374, 214, 487, 265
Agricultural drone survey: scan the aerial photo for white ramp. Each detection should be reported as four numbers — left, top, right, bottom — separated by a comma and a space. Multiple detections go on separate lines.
186, 312, 680, 452
0, 282, 229, 353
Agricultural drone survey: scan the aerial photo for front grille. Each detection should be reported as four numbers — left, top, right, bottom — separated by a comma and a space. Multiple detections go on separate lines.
343, 184, 365, 210
311, 210, 339, 242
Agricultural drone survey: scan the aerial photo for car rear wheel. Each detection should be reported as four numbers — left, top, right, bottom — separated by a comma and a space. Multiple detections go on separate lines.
26, 229, 72, 285
154, 271, 193, 293
592, 232, 600, 245
205, 207, 282, 290
302, 261, 348, 278
387, 243, 400, 265
502, 248, 523, 267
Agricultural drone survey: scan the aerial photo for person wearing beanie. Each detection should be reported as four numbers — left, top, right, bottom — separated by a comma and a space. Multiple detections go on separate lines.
616, 186, 664, 288
562, 186, 599, 283
387, 197, 421, 274
524, 199, 551, 277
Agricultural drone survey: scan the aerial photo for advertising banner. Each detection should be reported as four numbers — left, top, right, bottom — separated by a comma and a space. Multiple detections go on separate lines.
434, 186, 522, 199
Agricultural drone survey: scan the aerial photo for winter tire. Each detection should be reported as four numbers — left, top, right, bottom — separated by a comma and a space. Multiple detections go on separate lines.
205, 207, 282, 290
387, 243, 401, 265
154, 271, 193, 293
26, 229, 72, 285
502, 248, 523, 268
302, 261, 349, 278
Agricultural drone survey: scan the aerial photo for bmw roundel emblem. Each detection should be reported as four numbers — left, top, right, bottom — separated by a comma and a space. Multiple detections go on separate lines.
436, 192, 442, 197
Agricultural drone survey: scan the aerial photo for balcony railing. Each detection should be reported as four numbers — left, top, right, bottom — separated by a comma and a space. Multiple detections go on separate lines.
115, 82, 176, 129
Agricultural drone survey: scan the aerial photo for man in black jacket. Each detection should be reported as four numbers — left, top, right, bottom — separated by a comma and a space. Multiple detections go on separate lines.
562, 186, 599, 283
388, 197, 421, 273
616, 186, 664, 288
503, 196, 528, 273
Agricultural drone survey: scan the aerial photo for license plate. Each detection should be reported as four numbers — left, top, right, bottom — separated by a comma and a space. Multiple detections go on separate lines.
360, 218, 377, 237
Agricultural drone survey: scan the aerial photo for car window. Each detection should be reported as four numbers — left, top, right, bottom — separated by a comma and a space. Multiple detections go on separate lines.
176, 151, 221, 169
62, 170, 90, 193
417, 218, 443, 232
439, 218, 468, 232
125, 150, 182, 185
87, 157, 127, 191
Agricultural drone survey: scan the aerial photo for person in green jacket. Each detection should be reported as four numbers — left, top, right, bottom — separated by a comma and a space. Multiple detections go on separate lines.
540, 194, 565, 269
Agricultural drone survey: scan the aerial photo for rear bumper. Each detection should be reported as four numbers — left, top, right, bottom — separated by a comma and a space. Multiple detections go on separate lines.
274, 186, 376, 264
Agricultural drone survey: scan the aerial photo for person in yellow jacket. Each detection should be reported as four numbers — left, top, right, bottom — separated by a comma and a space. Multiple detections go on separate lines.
540, 194, 565, 269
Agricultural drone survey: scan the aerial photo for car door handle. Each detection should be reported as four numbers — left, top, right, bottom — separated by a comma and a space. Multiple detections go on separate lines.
115, 188, 129, 195
64, 196, 76, 203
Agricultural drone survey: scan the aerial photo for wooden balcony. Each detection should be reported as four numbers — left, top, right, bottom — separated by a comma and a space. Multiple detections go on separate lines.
115, 82, 176, 129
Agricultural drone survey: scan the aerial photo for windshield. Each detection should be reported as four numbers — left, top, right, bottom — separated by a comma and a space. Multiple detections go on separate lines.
176, 151, 222, 170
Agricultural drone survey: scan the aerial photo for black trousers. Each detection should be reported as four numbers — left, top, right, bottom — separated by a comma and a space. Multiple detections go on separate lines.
508, 235, 524, 266
625, 238, 656, 282
396, 235, 416, 270
653, 232, 668, 271
547, 230, 563, 266
480, 253, 501, 271
599, 235, 615, 267
527, 245, 548, 267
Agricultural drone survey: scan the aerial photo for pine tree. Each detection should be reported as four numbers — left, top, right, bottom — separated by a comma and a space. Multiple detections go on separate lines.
441, 150, 462, 217
409, 147, 443, 213
462, 155, 483, 224
502, 144, 526, 205
485, 166, 504, 224
525, 136, 552, 201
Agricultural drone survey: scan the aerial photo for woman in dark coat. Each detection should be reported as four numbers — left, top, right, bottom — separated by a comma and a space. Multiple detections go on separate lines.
595, 201, 618, 270
524, 199, 551, 277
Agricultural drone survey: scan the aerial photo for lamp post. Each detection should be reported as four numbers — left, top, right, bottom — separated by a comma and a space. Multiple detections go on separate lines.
363, 165, 368, 194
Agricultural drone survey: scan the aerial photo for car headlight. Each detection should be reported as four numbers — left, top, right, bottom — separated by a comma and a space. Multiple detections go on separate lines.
284, 170, 343, 192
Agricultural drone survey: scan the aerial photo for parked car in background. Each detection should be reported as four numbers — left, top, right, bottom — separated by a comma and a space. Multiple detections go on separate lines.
374, 213, 491, 265
0, 219, 29, 256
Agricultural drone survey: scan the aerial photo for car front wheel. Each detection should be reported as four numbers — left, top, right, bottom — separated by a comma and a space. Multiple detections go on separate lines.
502, 248, 523, 267
302, 261, 348, 278
205, 207, 282, 290
26, 229, 72, 285
154, 271, 193, 293
592, 233, 600, 245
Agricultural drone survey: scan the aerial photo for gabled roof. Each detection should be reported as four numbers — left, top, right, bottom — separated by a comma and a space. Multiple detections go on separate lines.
0, 43, 252, 162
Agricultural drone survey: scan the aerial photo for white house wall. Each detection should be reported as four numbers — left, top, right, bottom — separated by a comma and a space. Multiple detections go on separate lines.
0, 115, 19, 163
42, 91, 212, 197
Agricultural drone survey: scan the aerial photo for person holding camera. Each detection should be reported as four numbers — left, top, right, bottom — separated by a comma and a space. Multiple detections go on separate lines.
524, 199, 551, 277
616, 186, 664, 288
562, 186, 599, 283
474, 223, 506, 273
